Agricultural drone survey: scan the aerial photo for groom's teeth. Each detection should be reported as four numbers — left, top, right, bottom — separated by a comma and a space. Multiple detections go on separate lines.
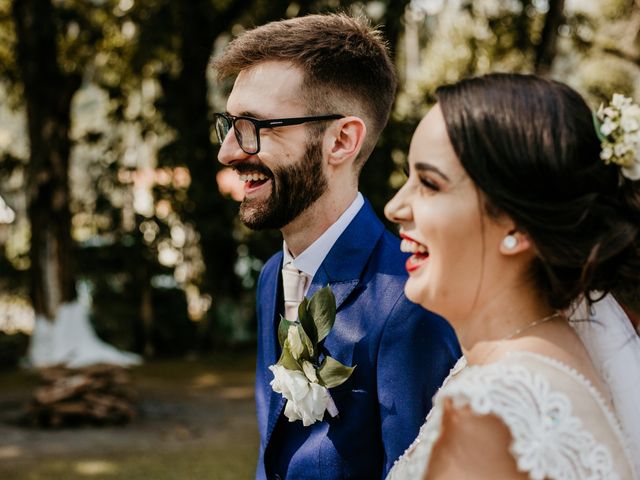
400, 239, 428, 254
238, 172, 268, 182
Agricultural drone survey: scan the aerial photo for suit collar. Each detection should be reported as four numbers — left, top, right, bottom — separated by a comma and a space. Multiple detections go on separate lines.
282, 193, 365, 278
307, 200, 384, 302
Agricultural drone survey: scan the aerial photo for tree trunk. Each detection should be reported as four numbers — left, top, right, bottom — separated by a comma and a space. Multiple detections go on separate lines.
12, 0, 80, 319
156, 0, 289, 347
534, 0, 565, 76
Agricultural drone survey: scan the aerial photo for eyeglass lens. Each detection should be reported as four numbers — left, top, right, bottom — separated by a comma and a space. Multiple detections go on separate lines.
234, 119, 257, 153
215, 115, 258, 154
215, 116, 230, 145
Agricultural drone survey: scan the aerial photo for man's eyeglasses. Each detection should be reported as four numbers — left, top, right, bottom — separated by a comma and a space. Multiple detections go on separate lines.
214, 113, 344, 155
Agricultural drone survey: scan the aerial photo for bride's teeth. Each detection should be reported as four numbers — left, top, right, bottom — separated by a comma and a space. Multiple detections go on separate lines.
400, 239, 428, 254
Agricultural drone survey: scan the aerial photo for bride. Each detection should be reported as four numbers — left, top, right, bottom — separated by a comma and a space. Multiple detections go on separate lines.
384, 74, 638, 479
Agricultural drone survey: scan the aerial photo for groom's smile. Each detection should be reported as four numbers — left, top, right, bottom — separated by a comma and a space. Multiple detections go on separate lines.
234, 163, 272, 199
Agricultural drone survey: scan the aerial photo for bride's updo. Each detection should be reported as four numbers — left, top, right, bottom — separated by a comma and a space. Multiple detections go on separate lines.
436, 73, 640, 310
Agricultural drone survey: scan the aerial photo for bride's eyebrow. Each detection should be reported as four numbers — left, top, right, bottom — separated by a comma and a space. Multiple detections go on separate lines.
414, 162, 450, 182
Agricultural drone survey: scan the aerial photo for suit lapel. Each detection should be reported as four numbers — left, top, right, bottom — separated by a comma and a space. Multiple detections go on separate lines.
264, 201, 385, 446
262, 255, 283, 373
264, 255, 285, 443
307, 200, 384, 301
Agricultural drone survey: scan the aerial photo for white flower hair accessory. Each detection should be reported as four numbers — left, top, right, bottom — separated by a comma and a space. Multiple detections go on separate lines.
595, 93, 640, 180
269, 286, 355, 426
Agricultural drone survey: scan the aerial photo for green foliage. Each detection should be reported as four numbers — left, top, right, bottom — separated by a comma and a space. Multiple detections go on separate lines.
1, 0, 639, 346
278, 338, 302, 371
304, 286, 336, 343
276, 287, 354, 388
278, 316, 297, 349
317, 355, 356, 389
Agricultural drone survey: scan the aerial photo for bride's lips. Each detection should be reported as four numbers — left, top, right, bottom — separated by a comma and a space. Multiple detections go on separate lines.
400, 233, 429, 273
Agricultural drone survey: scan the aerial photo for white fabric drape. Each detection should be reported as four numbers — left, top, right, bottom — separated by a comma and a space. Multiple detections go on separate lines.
571, 294, 640, 475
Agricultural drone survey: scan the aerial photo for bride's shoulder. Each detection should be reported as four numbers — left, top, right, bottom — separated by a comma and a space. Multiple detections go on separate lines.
454, 348, 615, 430
434, 351, 635, 480
388, 348, 636, 480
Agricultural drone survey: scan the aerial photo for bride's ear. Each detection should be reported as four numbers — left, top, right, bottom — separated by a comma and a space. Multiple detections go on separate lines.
499, 230, 532, 256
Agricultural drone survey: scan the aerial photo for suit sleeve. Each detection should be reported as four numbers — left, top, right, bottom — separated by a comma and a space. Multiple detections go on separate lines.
376, 296, 460, 477
254, 267, 268, 440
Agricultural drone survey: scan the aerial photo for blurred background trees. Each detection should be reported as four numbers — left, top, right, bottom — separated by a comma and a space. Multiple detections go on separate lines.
0, 0, 638, 363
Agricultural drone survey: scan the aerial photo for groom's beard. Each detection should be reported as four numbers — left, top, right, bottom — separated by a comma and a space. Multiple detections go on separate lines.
240, 140, 327, 230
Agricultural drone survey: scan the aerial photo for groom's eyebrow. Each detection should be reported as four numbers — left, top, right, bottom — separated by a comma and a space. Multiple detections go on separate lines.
414, 162, 450, 182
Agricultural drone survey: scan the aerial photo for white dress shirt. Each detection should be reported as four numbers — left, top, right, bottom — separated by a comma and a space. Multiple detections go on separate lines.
282, 192, 364, 295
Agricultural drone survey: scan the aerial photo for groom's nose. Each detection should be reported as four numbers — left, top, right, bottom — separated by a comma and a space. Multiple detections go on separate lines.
218, 129, 252, 167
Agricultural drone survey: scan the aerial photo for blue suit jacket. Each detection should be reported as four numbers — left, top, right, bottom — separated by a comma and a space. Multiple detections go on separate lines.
255, 200, 460, 480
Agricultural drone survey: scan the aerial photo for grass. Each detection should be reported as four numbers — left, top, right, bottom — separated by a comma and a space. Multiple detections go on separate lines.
0, 352, 259, 480
1, 443, 258, 480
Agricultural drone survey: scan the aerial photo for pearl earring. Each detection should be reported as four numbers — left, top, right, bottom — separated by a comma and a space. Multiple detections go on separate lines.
502, 235, 518, 250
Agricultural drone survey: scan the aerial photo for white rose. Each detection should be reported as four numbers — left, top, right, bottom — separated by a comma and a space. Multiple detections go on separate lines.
269, 364, 332, 426
283, 398, 304, 423
284, 382, 331, 426
287, 325, 304, 359
269, 365, 309, 403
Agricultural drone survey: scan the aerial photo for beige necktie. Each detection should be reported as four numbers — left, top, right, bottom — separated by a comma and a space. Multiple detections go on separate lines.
282, 262, 309, 321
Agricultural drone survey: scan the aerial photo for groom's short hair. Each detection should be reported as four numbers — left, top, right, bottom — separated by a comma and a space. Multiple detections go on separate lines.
212, 13, 397, 167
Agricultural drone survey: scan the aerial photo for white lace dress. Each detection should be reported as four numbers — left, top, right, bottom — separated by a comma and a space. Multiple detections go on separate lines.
386, 352, 636, 480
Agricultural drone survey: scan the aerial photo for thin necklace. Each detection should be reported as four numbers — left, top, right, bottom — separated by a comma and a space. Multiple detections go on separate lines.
477, 311, 563, 364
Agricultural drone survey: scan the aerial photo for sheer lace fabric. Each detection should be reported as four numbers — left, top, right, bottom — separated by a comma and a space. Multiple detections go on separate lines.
386, 352, 636, 480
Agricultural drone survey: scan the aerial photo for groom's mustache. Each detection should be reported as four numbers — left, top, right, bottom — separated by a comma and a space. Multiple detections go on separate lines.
234, 163, 273, 178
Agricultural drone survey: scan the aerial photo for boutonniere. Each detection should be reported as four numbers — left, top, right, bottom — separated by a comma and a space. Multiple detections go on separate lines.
269, 286, 356, 426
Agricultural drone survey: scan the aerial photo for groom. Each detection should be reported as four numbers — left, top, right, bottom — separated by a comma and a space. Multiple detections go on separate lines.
214, 13, 459, 479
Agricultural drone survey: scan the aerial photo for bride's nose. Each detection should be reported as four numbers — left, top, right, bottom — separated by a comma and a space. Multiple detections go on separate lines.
385, 187, 412, 224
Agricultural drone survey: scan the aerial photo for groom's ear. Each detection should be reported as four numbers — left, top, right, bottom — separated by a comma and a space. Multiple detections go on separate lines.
324, 116, 367, 167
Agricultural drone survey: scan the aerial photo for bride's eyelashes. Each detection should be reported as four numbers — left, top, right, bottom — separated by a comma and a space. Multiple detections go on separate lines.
419, 175, 441, 191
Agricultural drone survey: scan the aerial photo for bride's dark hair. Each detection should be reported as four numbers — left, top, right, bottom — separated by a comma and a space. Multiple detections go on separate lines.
436, 73, 640, 310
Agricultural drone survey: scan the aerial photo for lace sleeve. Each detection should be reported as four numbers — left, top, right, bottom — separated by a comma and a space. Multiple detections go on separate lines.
437, 356, 632, 480
386, 354, 634, 480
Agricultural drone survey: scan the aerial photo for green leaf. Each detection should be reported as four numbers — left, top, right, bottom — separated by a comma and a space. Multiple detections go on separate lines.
301, 360, 318, 383
592, 110, 607, 142
317, 356, 356, 389
296, 323, 315, 358
308, 286, 337, 343
298, 297, 318, 347
277, 315, 296, 348
276, 342, 302, 372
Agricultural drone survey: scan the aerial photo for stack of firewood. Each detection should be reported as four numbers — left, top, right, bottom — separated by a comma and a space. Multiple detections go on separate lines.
26, 364, 136, 427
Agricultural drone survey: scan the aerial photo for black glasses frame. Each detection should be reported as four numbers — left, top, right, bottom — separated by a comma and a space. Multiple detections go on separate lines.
214, 112, 344, 155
